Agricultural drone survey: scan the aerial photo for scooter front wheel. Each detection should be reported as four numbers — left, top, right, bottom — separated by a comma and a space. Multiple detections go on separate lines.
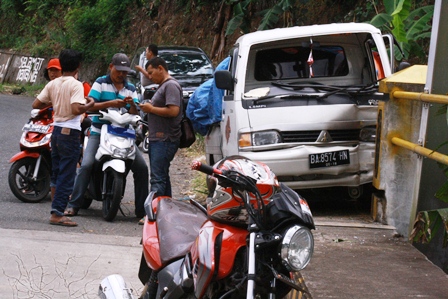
8, 157, 50, 203
101, 168, 124, 221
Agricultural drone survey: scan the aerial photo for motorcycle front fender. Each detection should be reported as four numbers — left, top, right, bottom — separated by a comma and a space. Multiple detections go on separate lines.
142, 196, 164, 271
102, 159, 125, 173
190, 220, 248, 298
9, 150, 40, 163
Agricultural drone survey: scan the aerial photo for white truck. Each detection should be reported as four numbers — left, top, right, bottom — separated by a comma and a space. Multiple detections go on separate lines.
205, 23, 396, 199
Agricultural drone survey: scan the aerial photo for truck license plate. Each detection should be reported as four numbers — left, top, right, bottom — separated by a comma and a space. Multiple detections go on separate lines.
309, 150, 350, 169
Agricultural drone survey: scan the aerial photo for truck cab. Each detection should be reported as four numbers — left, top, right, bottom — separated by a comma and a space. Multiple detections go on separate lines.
205, 23, 394, 198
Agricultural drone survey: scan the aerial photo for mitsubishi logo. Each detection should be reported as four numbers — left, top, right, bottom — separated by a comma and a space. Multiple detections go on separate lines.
317, 130, 332, 142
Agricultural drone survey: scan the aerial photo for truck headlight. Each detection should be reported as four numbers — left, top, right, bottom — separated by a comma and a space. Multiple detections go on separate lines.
280, 225, 314, 271
239, 131, 281, 148
359, 126, 376, 142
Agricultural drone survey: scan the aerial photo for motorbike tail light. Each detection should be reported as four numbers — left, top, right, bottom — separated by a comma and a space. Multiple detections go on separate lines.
280, 225, 314, 271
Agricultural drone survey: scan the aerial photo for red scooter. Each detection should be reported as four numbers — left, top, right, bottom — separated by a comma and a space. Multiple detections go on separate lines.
138, 156, 315, 299
8, 106, 53, 203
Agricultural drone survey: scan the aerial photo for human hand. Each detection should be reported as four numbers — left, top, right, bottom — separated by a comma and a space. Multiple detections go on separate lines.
135, 65, 143, 72
139, 102, 153, 113
110, 99, 127, 108
123, 96, 136, 106
84, 97, 95, 109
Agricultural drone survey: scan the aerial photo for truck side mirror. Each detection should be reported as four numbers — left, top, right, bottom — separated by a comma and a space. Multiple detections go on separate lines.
214, 70, 234, 91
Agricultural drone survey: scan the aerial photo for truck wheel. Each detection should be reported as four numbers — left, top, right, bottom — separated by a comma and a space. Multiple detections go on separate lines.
8, 158, 50, 203
101, 169, 123, 221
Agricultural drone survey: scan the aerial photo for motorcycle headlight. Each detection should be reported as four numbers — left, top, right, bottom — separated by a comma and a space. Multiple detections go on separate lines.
280, 225, 314, 271
239, 131, 281, 148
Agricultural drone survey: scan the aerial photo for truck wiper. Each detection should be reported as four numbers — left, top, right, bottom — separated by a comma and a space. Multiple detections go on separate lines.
271, 81, 328, 91
319, 82, 378, 99
253, 93, 320, 103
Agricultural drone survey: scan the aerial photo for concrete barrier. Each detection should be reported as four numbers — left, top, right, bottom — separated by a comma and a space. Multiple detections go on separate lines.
0, 51, 49, 85
0, 50, 105, 86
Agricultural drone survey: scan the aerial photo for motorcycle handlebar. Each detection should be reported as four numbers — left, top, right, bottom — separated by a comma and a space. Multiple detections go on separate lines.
191, 161, 222, 176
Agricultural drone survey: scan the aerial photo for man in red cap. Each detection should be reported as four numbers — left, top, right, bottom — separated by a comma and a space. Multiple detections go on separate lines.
45, 58, 62, 81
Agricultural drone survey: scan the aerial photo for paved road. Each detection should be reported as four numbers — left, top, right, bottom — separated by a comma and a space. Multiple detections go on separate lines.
0, 94, 153, 238
0, 94, 195, 297
2, 94, 447, 299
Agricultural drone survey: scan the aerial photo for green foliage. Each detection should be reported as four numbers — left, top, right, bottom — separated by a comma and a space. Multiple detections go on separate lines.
257, 1, 288, 31
411, 209, 448, 247
344, 0, 378, 22
0, 0, 137, 61
226, 0, 298, 35
225, 0, 253, 36
369, 0, 433, 61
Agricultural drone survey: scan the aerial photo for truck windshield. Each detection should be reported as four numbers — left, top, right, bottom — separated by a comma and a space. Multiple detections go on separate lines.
254, 45, 348, 80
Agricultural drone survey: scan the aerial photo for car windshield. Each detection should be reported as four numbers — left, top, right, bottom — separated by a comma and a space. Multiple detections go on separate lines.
254, 45, 348, 80
159, 52, 214, 77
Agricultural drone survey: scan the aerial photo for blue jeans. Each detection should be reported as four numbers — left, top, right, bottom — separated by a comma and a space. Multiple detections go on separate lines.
69, 134, 149, 218
148, 140, 179, 197
51, 126, 81, 216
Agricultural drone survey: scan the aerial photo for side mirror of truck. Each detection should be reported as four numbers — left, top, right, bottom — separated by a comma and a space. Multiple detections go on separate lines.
214, 70, 234, 91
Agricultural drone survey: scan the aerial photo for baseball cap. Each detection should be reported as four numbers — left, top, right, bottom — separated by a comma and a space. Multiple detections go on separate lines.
111, 53, 131, 72
47, 58, 61, 70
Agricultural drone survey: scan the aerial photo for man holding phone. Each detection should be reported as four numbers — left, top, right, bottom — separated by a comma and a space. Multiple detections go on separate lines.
66, 53, 149, 219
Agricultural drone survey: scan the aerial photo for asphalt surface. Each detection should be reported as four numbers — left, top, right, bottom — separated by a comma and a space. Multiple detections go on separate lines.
1, 217, 447, 298
0, 94, 447, 298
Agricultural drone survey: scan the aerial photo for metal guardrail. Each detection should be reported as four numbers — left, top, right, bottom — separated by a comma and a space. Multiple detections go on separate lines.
391, 90, 448, 165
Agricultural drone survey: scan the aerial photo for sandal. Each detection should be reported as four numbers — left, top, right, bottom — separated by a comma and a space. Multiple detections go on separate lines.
64, 207, 79, 216
50, 215, 77, 227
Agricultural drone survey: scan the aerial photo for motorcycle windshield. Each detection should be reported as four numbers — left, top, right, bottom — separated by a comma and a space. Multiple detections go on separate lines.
107, 125, 136, 139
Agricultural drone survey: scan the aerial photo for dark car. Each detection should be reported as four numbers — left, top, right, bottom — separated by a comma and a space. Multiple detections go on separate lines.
128, 46, 214, 152
129, 46, 214, 100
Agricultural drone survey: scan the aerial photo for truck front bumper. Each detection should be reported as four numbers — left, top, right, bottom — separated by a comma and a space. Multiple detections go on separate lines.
240, 143, 375, 189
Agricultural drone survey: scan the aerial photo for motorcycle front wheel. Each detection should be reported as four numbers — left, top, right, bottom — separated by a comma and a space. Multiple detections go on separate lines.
101, 168, 123, 221
8, 157, 50, 203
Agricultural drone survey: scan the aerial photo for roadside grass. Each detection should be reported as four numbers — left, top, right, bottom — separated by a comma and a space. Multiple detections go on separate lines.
0, 83, 45, 97
183, 134, 208, 203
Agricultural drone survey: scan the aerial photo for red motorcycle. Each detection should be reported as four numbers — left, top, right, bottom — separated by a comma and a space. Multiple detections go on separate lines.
138, 156, 315, 299
8, 106, 53, 203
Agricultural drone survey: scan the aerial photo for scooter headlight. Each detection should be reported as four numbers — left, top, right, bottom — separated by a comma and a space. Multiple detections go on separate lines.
111, 145, 135, 159
280, 225, 314, 271
104, 133, 136, 158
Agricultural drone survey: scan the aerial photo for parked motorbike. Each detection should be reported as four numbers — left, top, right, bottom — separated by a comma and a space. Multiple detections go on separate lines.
8, 106, 53, 203
80, 108, 143, 221
138, 156, 315, 299
98, 274, 137, 299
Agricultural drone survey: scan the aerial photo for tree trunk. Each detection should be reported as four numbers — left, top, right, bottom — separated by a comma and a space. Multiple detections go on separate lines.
211, 1, 232, 62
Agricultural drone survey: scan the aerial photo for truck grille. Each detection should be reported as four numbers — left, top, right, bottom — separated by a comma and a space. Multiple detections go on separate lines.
281, 129, 360, 143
